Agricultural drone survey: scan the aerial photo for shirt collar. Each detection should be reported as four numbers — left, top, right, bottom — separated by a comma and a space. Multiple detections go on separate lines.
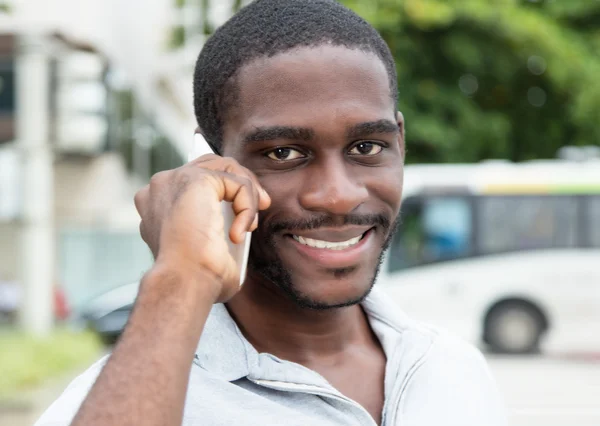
193, 286, 412, 382
193, 303, 253, 381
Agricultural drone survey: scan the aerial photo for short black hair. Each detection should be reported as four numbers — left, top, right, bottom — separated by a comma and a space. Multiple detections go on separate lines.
193, 0, 398, 152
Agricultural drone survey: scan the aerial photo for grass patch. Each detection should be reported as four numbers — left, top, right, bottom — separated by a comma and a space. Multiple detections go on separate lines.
0, 328, 102, 398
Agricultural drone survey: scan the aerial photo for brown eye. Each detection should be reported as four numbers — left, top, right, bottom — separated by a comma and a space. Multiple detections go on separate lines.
349, 142, 383, 156
267, 147, 304, 161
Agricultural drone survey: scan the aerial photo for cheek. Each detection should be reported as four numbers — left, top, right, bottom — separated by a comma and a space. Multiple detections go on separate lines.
255, 174, 299, 223
365, 166, 404, 216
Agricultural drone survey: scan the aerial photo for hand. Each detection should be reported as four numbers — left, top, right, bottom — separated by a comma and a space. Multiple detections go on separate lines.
134, 155, 271, 302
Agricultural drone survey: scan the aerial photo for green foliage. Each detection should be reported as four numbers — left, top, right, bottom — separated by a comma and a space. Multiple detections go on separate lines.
151, 135, 185, 175
201, 0, 214, 35
232, 0, 244, 13
342, 0, 600, 163
0, 329, 102, 397
0, 3, 10, 13
169, 25, 186, 49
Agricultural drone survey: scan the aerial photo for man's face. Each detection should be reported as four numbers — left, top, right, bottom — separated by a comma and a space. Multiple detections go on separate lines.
221, 45, 404, 309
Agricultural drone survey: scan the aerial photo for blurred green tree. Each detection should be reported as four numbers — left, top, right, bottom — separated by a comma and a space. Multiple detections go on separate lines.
342, 0, 600, 163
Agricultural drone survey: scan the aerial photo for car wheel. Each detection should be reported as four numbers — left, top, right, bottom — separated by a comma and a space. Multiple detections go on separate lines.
99, 332, 121, 346
485, 302, 546, 354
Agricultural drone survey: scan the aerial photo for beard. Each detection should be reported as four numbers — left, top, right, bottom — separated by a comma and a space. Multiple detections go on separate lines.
248, 213, 401, 310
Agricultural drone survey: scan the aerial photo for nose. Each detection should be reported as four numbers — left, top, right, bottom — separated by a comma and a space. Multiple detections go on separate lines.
299, 158, 368, 215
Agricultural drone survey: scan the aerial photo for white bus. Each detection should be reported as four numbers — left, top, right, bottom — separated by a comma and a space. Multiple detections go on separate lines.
378, 159, 600, 354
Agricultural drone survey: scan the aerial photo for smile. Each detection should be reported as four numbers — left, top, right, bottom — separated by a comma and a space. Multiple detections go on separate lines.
292, 234, 365, 250
286, 228, 375, 268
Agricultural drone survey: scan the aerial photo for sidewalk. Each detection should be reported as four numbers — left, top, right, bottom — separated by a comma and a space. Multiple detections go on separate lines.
0, 362, 96, 426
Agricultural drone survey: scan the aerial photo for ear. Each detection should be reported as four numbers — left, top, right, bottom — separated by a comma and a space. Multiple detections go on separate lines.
397, 111, 406, 159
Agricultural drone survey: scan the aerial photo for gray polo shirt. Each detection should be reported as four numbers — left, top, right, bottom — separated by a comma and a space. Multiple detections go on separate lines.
36, 287, 507, 425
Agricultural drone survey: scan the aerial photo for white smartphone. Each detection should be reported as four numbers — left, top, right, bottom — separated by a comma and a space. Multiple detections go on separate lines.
188, 132, 251, 286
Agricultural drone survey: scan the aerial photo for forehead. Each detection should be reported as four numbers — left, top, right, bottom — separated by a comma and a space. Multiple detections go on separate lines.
223, 45, 395, 144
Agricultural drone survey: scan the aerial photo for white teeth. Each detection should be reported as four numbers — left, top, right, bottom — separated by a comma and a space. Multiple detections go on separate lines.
293, 234, 363, 250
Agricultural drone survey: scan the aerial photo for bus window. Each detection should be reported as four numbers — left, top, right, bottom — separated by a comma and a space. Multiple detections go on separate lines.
0, 61, 14, 114
477, 196, 578, 254
587, 196, 600, 247
0, 60, 15, 144
388, 196, 473, 272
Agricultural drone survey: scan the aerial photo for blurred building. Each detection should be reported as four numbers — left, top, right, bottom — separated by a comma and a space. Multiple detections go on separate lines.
0, 0, 249, 320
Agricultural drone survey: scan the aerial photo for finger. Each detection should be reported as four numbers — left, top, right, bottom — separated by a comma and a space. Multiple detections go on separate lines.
192, 157, 271, 210
241, 170, 271, 211
134, 186, 149, 216
221, 159, 271, 211
189, 153, 219, 165
138, 220, 146, 244
201, 171, 259, 244
221, 159, 263, 219
134, 187, 148, 241
226, 176, 259, 243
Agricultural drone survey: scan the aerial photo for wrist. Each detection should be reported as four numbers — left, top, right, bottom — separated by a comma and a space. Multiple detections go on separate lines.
144, 259, 223, 304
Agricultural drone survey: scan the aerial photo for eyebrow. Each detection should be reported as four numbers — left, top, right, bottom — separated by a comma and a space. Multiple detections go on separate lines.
241, 119, 399, 146
347, 119, 400, 139
242, 126, 314, 145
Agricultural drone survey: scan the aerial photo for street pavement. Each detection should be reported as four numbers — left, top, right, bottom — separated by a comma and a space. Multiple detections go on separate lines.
1, 355, 598, 426
488, 355, 600, 426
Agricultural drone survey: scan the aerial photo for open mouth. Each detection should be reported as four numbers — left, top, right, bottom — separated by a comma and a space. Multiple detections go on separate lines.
290, 229, 371, 251
284, 227, 376, 268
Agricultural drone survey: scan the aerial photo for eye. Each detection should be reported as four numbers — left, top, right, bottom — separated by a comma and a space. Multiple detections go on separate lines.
349, 142, 383, 156
266, 147, 305, 161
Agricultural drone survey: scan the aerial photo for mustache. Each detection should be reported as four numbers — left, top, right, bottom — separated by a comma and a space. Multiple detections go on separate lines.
267, 213, 391, 234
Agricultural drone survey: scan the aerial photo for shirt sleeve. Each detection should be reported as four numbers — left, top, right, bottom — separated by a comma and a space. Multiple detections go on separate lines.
398, 334, 508, 426
34, 355, 109, 426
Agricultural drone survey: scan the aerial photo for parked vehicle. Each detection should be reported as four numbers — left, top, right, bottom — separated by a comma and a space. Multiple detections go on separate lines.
78, 282, 139, 344
0, 281, 70, 323
378, 158, 600, 354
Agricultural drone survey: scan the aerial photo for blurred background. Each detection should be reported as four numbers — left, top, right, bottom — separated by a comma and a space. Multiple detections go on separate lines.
0, 0, 599, 425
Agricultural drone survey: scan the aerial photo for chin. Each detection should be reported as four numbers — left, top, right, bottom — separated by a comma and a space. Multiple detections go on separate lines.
273, 263, 380, 311
248, 222, 392, 310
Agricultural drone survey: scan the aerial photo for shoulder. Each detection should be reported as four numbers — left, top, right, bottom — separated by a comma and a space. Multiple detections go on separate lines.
34, 355, 109, 426
365, 286, 497, 376
364, 289, 507, 424
399, 324, 508, 425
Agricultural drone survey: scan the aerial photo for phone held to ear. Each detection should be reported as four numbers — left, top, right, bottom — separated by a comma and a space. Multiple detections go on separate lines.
189, 132, 251, 286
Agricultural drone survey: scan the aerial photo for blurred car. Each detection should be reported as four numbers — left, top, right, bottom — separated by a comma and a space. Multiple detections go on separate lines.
0, 281, 70, 323
78, 281, 139, 344
0, 280, 20, 323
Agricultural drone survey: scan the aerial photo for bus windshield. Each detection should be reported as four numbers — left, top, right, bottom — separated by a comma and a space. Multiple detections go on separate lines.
389, 194, 599, 272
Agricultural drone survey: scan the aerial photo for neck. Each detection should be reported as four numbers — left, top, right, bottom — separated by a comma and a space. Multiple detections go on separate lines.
226, 273, 375, 363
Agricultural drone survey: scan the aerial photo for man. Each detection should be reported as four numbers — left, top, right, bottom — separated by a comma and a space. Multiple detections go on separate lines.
37, 1, 507, 425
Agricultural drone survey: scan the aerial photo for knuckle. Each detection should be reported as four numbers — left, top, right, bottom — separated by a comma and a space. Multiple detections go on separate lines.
238, 176, 258, 202
194, 153, 218, 162
192, 169, 215, 187
134, 187, 148, 211
238, 175, 252, 188
222, 157, 240, 169
149, 170, 168, 186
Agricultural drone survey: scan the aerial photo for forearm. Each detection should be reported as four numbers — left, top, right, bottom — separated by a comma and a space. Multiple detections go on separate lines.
71, 264, 219, 426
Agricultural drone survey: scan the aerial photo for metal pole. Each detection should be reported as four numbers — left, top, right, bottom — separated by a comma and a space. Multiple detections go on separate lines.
16, 33, 54, 336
